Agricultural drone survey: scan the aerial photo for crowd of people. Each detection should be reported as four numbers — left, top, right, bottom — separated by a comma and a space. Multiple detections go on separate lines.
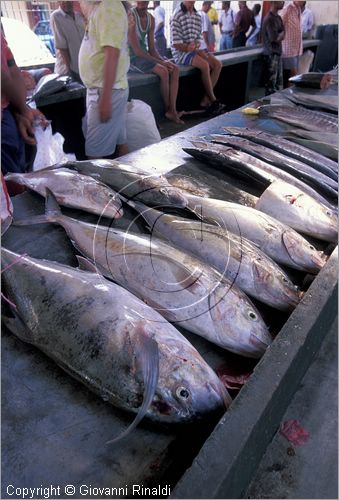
1, 0, 315, 175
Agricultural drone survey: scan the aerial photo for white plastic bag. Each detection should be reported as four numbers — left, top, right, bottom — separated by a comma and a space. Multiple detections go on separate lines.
126, 99, 161, 153
33, 124, 76, 170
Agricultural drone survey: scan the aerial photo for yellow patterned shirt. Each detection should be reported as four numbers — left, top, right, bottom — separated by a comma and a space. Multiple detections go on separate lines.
79, 0, 129, 89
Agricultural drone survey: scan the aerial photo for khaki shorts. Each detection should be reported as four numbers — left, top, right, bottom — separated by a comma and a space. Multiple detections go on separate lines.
84, 87, 128, 157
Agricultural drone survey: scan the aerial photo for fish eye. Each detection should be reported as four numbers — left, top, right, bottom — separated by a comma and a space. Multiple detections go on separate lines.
248, 310, 257, 321
326, 211, 332, 216
309, 245, 315, 250
282, 277, 288, 283
176, 386, 190, 399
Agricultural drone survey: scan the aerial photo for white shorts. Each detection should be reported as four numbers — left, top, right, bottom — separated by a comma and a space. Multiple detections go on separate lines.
84, 87, 128, 157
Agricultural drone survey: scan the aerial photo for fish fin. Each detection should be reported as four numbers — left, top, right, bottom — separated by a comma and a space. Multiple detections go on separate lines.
45, 188, 62, 217
120, 195, 149, 215
13, 188, 63, 227
106, 330, 159, 445
281, 230, 302, 267
13, 215, 51, 226
2, 312, 34, 344
253, 261, 269, 280
76, 256, 98, 274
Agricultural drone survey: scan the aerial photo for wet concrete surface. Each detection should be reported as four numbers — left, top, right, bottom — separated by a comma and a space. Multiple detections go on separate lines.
245, 317, 338, 499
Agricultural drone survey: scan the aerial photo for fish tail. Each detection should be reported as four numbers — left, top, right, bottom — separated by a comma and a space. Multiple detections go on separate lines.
13, 188, 63, 227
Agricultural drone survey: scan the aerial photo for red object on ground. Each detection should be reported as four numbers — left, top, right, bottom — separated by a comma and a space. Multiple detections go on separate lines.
216, 365, 252, 390
279, 419, 310, 446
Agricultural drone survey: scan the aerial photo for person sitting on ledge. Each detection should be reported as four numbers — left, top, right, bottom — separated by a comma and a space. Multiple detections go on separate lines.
129, 1, 184, 124
170, 1, 222, 113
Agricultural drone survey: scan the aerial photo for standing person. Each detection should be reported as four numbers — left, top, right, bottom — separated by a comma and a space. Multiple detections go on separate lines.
262, 1, 285, 96
232, 1, 255, 48
300, 1, 314, 39
219, 2, 235, 51
281, 1, 303, 86
153, 1, 167, 57
246, 3, 262, 46
1, 31, 48, 175
207, 2, 219, 26
171, 1, 222, 113
79, 0, 130, 159
50, 1, 86, 82
129, 1, 183, 124
201, 1, 216, 52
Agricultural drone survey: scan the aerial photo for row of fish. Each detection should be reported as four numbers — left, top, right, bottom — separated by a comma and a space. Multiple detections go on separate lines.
3, 111, 335, 429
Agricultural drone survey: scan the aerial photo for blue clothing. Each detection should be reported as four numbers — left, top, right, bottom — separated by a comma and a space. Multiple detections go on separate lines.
220, 33, 233, 50
1, 107, 26, 175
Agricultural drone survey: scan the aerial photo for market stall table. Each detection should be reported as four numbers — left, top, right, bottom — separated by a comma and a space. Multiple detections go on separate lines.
2, 90, 337, 499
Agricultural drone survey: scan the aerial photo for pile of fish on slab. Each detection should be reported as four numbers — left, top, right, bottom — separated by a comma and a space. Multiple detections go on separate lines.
2, 93, 337, 437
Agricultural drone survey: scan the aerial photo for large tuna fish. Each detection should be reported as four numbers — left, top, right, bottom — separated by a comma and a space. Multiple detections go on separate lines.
2, 248, 230, 431
184, 193, 326, 273
255, 180, 338, 242
126, 199, 301, 311
62, 160, 189, 209
14, 192, 272, 358
5, 168, 123, 220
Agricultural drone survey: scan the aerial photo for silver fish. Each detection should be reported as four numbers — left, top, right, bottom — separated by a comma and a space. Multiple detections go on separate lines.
2, 248, 230, 425
285, 131, 338, 162
126, 199, 301, 311
284, 88, 338, 113
185, 141, 336, 210
259, 104, 338, 133
210, 134, 337, 197
166, 172, 259, 208
286, 129, 338, 146
14, 192, 272, 359
224, 127, 338, 179
5, 168, 123, 220
62, 159, 188, 209
255, 180, 338, 242
184, 193, 326, 273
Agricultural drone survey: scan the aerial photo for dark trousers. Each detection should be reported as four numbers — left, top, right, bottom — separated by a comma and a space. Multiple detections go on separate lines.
232, 32, 247, 48
1, 107, 36, 175
1, 107, 26, 175
263, 54, 283, 96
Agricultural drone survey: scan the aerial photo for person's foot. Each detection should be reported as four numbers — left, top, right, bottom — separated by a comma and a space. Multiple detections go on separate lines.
165, 111, 184, 124
200, 97, 212, 108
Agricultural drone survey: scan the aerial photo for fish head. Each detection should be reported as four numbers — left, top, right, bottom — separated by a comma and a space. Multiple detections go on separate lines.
137, 176, 188, 208
282, 230, 327, 273
150, 344, 231, 423
252, 258, 300, 311
208, 282, 273, 358
94, 189, 123, 220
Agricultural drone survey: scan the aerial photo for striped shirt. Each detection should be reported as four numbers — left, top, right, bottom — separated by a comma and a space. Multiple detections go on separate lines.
281, 2, 303, 58
170, 4, 202, 64
130, 7, 152, 56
